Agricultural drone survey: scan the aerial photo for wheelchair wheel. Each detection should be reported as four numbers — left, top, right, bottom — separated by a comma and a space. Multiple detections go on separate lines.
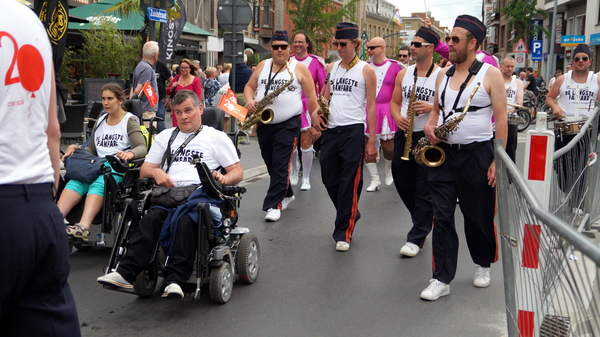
236, 233, 260, 284
133, 259, 159, 298
209, 261, 233, 304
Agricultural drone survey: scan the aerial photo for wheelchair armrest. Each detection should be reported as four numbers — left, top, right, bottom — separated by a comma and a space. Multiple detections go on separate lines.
105, 155, 145, 174
223, 186, 246, 196
191, 159, 245, 199
136, 178, 155, 191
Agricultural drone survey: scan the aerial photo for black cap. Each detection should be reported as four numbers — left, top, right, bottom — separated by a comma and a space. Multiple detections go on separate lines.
335, 22, 359, 40
573, 44, 591, 57
415, 26, 440, 48
272, 30, 289, 42
454, 15, 486, 43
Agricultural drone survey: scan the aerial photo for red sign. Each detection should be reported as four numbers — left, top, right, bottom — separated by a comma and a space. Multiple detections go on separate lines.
218, 88, 247, 121
141, 80, 158, 108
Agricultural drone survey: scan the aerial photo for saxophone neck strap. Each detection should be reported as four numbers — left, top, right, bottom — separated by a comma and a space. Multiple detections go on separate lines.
413, 62, 435, 86
440, 59, 483, 123
264, 60, 286, 97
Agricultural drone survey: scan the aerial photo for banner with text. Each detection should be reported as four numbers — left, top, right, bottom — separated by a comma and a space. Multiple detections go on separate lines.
158, 0, 186, 62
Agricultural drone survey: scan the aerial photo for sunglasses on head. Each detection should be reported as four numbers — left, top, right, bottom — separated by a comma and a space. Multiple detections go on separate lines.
271, 44, 289, 50
445, 36, 468, 44
573, 56, 589, 62
332, 41, 348, 47
367, 45, 382, 50
411, 41, 432, 48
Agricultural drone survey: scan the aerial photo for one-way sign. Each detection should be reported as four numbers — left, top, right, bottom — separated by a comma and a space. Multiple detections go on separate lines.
531, 40, 542, 61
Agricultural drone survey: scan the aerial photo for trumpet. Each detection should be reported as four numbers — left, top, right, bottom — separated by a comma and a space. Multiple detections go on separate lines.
413, 82, 481, 167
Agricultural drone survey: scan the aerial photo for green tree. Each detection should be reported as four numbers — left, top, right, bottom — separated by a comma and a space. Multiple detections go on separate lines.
287, 0, 359, 52
500, 0, 548, 50
80, 22, 141, 79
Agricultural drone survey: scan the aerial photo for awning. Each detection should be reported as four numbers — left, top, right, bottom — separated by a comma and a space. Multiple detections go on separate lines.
245, 42, 268, 54
67, 0, 212, 36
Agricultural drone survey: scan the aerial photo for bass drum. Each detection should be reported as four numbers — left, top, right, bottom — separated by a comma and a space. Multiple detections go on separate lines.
515, 109, 531, 132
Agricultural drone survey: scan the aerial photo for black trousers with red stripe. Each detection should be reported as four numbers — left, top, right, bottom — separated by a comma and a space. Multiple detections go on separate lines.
257, 116, 300, 211
391, 130, 433, 247
427, 143, 497, 284
319, 124, 364, 243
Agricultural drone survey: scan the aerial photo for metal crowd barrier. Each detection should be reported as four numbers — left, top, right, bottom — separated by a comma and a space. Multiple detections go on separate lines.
495, 134, 600, 336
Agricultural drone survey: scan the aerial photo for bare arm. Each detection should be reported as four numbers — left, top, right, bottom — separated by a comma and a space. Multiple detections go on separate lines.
212, 162, 243, 186
46, 69, 60, 189
244, 60, 265, 113
140, 162, 174, 187
546, 75, 564, 116
424, 69, 446, 144
390, 68, 407, 130
487, 67, 508, 188
516, 80, 524, 106
130, 83, 144, 99
363, 64, 377, 162
297, 63, 319, 119
312, 63, 334, 131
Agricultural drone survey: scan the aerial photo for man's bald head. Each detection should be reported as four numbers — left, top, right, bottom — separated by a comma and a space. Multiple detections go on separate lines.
370, 37, 385, 47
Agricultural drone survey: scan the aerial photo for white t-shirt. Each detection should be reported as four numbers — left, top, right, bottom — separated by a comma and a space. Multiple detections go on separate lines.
401, 64, 441, 132
93, 113, 135, 157
0, 1, 54, 185
146, 126, 239, 187
254, 59, 303, 123
558, 71, 599, 118
329, 60, 368, 127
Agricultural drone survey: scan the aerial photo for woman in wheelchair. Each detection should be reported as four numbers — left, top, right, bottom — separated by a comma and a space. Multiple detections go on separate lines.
98, 90, 243, 299
58, 83, 147, 240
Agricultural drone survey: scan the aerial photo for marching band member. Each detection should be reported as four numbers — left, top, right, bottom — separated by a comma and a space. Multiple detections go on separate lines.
499, 56, 523, 162
244, 30, 318, 222
312, 22, 377, 251
390, 26, 442, 257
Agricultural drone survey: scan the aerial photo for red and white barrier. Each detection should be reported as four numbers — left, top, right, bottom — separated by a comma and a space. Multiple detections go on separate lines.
523, 112, 555, 210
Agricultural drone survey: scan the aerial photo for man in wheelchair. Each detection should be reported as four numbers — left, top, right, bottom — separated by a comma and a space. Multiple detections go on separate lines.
98, 90, 243, 299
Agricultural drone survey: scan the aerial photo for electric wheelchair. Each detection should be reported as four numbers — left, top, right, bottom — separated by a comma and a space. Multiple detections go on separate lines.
60, 99, 160, 252
99, 107, 260, 303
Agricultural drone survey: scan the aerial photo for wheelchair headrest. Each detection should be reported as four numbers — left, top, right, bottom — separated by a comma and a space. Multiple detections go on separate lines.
202, 107, 225, 131
124, 99, 144, 122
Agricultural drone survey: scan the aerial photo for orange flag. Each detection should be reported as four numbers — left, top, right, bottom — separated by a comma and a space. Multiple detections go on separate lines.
141, 80, 158, 108
218, 88, 248, 121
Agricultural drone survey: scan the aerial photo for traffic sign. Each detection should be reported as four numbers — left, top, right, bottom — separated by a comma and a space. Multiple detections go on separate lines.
512, 38, 529, 53
223, 32, 245, 64
147, 7, 168, 23
217, 0, 252, 32
515, 53, 526, 67
531, 40, 542, 61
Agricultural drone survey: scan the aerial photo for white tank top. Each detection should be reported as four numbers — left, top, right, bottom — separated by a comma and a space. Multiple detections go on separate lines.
505, 75, 519, 107
558, 71, 599, 118
401, 64, 441, 132
0, 2, 54, 184
254, 59, 302, 124
329, 60, 368, 127
437, 63, 494, 144
93, 112, 135, 157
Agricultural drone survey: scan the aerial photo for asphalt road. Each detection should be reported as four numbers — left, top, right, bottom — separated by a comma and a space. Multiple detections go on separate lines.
67, 130, 531, 337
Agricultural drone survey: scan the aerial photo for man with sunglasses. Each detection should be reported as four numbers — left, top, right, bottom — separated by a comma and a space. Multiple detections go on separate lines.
500, 56, 524, 163
289, 31, 327, 191
363, 37, 402, 192
546, 43, 599, 152
420, 15, 507, 301
244, 30, 318, 222
390, 26, 443, 258
397, 46, 410, 68
312, 22, 377, 251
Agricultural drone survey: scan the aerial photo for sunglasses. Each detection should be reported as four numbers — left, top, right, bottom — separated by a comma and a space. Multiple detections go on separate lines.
332, 41, 348, 47
445, 36, 468, 44
367, 45, 382, 50
411, 41, 432, 48
573, 56, 589, 62
398, 54, 409, 58
271, 44, 289, 50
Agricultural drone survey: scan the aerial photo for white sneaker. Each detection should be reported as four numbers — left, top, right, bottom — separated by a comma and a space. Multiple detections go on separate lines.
97, 271, 133, 289
335, 241, 350, 251
265, 208, 281, 222
473, 265, 491, 288
162, 283, 184, 299
399, 242, 420, 257
290, 170, 299, 186
300, 179, 311, 191
420, 279, 450, 301
281, 196, 295, 211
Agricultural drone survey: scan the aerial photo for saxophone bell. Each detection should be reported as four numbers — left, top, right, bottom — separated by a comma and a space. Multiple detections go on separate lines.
237, 109, 274, 130
419, 145, 445, 167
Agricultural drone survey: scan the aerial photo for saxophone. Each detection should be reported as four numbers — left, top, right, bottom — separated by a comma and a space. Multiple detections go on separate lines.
237, 61, 296, 130
412, 82, 481, 167
316, 73, 331, 126
400, 79, 418, 161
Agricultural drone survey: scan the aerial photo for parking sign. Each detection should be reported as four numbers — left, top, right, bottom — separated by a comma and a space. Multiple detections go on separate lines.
531, 41, 542, 61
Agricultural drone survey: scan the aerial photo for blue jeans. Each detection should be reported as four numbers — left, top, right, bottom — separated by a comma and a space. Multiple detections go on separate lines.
156, 98, 167, 133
